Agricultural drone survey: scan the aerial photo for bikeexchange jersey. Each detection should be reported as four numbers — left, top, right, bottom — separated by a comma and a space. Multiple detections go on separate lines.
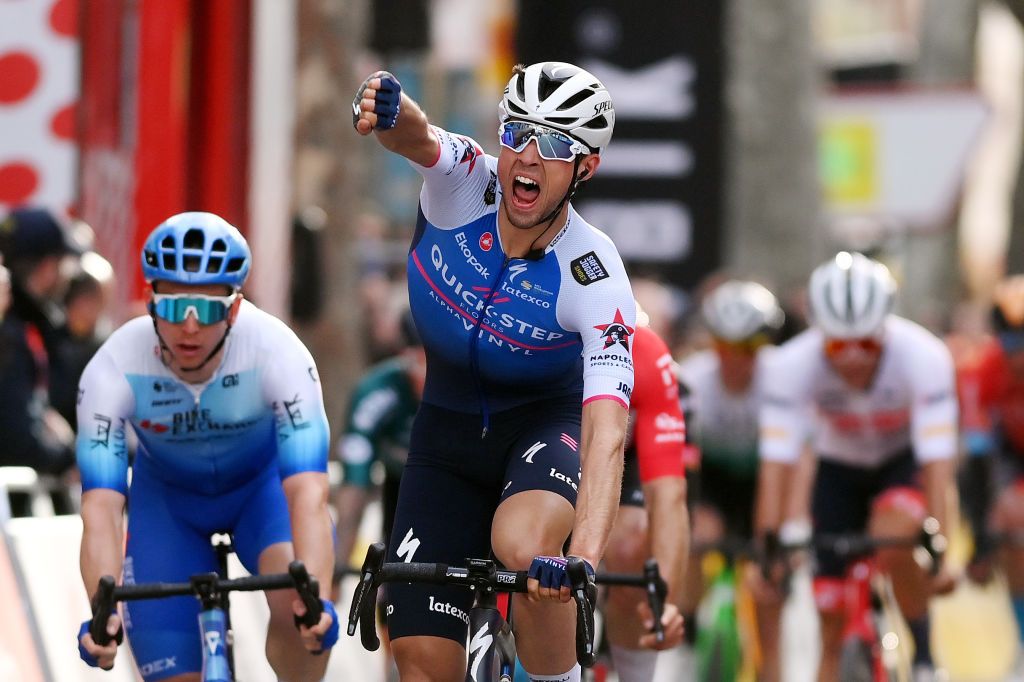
626, 326, 686, 482
407, 127, 635, 414
760, 316, 957, 468
677, 348, 771, 478
75, 301, 330, 496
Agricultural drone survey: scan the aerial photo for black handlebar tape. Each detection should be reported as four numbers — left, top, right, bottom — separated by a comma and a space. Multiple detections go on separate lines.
90, 575, 121, 647
289, 561, 323, 629
566, 558, 597, 668
643, 559, 667, 643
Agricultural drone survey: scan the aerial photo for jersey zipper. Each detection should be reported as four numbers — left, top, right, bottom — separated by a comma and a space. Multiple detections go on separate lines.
468, 255, 511, 439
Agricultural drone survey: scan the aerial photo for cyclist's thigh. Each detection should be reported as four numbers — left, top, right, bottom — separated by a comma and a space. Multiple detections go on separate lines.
500, 409, 582, 507
385, 406, 498, 644
124, 473, 219, 681
699, 463, 756, 539
381, 469, 402, 548
230, 464, 293, 573
812, 458, 872, 578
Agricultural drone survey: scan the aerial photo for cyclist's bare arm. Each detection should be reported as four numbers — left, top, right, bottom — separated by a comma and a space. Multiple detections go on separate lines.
643, 475, 688, 604
284, 472, 335, 645
640, 475, 688, 648
353, 74, 438, 166
755, 460, 793, 536
79, 488, 126, 664
920, 456, 956, 536
568, 399, 628, 567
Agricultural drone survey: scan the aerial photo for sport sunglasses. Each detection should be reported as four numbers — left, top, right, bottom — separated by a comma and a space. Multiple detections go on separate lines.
151, 293, 237, 325
498, 120, 591, 161
823, 336, 883, 357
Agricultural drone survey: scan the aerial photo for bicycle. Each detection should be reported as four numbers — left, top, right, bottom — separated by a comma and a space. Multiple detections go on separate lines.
762, 517, 947, 682
88, 553, 325, 682
347, 541, 668, 682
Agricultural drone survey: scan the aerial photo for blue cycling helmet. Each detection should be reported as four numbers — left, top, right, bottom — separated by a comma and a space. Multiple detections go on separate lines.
141, 212, 251, 288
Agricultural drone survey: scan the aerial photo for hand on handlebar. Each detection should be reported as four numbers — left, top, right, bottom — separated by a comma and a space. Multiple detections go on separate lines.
527, 555, 595, 603
292, 598, 339, 654
77, 614, 122, 670
636, 601, 684, 650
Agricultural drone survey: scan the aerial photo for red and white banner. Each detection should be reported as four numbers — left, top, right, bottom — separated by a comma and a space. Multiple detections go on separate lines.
0, 0, 79, 215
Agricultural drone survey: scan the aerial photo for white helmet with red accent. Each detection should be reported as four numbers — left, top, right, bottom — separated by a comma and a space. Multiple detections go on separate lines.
499, 62, 615, 153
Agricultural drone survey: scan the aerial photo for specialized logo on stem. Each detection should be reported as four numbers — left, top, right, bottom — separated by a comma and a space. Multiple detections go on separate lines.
205, 630, 224, 656
455, 232, 490, 278
595, 309, 634, 351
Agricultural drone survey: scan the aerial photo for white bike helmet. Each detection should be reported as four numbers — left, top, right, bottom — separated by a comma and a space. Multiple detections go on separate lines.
808, 252, 896, 339
702, 280, 785, 342
499, 62, 615, 153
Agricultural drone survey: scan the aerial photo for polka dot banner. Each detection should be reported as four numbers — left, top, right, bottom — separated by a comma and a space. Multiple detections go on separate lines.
0, 51, 40, 104
0, 0, 80, 214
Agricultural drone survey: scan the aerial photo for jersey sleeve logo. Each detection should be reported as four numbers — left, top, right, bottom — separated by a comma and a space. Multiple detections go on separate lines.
594, 309, 635, 351
571, 251, 609, 285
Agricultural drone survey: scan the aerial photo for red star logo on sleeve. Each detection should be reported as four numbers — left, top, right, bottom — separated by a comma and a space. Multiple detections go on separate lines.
594, 308, 635, 350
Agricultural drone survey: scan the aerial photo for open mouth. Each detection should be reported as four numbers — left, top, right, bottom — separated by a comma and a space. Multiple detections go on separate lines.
176, 342, 202, 358
512, 175, 541, 209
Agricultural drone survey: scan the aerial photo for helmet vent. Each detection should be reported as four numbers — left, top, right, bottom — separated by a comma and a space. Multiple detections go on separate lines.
211, 238, 227, 254
206, 256, 223, 273
160, 235, 175, 249
183, 228, 205, 249
162, 253, 176, 271
144, 250, 157, 266
506, 101, 528, 116
581, 115, 608, 130
225, 257, 245, 273
515, 73, 526, 101
558, 90, 593, 110
538, 73, 561, 101
544, 116, 576, 125
183, 255, 201, 272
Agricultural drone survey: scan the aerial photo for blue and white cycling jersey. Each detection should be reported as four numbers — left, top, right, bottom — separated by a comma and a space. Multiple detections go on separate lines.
409, 127, 636, 413
75, 301, 330, 495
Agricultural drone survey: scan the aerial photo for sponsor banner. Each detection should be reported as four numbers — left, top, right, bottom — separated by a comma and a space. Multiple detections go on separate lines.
516, 0, 725, 288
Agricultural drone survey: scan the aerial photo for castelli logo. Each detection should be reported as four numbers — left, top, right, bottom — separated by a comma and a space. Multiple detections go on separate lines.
479, 232, 493, 252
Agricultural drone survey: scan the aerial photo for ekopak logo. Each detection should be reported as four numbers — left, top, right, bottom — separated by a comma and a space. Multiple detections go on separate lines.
479, 232, 493, 252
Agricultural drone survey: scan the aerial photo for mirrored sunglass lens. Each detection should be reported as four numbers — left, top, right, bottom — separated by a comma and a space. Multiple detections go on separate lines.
501, 122, 577, 159
154, 298, 228, 324
536, 133, 574, 160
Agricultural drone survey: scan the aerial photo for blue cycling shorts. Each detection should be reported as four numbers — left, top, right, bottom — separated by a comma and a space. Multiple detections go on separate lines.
122, 457, 292, 682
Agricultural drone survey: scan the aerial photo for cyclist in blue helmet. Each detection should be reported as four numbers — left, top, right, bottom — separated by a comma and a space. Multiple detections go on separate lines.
76, 212, 338, 681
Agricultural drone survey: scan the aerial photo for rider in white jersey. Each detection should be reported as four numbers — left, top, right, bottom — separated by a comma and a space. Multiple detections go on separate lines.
755, 252, 958, 681
75, 213, 336, 682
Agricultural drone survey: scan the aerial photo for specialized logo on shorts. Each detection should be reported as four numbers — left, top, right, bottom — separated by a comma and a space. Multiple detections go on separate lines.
429, 595, 470, 625
479, 232, 493, 251
571, 251, 609, 285
397, 528, 421, 563
594, 309, 634, 351
521, 441, 547, 463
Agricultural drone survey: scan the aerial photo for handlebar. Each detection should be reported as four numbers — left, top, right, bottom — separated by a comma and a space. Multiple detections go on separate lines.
89, 561, 321, 646
345, 543, 669, 667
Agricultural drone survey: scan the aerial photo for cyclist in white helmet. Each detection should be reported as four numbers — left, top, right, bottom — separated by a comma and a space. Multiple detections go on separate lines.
677, 279, 795, 680
353, 63, 637, 682
754, 252, 958, 681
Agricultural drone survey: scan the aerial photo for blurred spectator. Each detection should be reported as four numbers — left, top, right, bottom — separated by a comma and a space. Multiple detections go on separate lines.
0, 207, 84, 514
51, 251, 115, 430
